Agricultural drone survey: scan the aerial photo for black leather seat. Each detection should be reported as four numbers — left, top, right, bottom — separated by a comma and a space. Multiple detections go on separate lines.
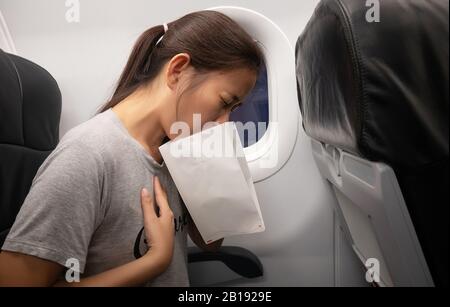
296, 0, 448, 286
0, 49, 62, 246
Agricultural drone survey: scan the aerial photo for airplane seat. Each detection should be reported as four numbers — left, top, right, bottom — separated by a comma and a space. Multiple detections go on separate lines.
295, 0, 448, 286
0, 49, 62, 247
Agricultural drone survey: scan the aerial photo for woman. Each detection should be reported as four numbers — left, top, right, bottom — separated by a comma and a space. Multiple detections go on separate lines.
0, 10, 263, 286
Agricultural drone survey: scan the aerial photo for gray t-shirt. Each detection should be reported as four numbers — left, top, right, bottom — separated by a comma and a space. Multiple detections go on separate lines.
1, 109, 190, 287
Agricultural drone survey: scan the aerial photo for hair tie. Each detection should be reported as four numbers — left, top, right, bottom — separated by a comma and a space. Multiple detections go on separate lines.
155, 23, 168, 46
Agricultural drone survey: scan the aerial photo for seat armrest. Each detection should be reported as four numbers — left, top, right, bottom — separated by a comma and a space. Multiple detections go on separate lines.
188, 246, 263, 279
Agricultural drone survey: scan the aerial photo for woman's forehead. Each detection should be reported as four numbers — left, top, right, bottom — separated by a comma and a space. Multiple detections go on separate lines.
209, 68, 257, 95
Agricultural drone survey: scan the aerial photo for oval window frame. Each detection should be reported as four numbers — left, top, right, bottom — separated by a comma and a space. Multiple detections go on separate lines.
208, 6, 300, 182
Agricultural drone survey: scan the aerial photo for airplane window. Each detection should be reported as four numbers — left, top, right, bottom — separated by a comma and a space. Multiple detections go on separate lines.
230, 62, 269, 148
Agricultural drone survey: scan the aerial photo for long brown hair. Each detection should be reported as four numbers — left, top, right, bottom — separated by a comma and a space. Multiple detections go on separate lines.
98, 10, 263, 113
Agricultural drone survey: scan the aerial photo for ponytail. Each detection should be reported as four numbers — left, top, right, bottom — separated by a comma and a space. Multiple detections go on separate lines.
98, 25, 166, 113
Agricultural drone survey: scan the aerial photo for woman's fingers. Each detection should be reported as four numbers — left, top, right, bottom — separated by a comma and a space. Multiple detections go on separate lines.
154, 176, 174, 219
141, 187, 157, 220
141, 176, 174, 222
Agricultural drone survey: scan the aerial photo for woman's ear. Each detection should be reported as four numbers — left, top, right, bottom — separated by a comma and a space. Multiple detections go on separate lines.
166, 53, 191, 90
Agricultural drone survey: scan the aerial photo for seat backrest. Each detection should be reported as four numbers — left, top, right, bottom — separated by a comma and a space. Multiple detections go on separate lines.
296, 0, 448, 286
0, 49, 61, 246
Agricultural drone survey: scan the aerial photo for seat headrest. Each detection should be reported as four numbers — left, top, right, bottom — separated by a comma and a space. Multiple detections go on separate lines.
0, 49, 61, 151
296, 0, 449, 171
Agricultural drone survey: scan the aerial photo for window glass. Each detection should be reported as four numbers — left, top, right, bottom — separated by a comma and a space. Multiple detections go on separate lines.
230, 63, 269, 148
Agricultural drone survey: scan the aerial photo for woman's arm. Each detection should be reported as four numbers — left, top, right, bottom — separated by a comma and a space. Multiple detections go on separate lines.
0, 251, 63, 286
54, 250, 169, 287
0, 177, 174, 287
0, 249, 167, 287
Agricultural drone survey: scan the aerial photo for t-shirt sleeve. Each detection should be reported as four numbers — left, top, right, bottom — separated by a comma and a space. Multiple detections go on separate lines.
1, 140, 104, 273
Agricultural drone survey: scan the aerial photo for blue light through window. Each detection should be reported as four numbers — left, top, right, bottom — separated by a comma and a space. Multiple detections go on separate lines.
230, 63, 269, 148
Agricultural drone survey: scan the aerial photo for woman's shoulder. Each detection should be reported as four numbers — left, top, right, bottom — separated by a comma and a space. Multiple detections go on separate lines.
44, 113, 114, 172
58, 111, 120, 156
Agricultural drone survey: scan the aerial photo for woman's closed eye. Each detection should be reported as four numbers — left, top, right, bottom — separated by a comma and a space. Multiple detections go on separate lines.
221, 98, 242, 112
221, 98, 230, 108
